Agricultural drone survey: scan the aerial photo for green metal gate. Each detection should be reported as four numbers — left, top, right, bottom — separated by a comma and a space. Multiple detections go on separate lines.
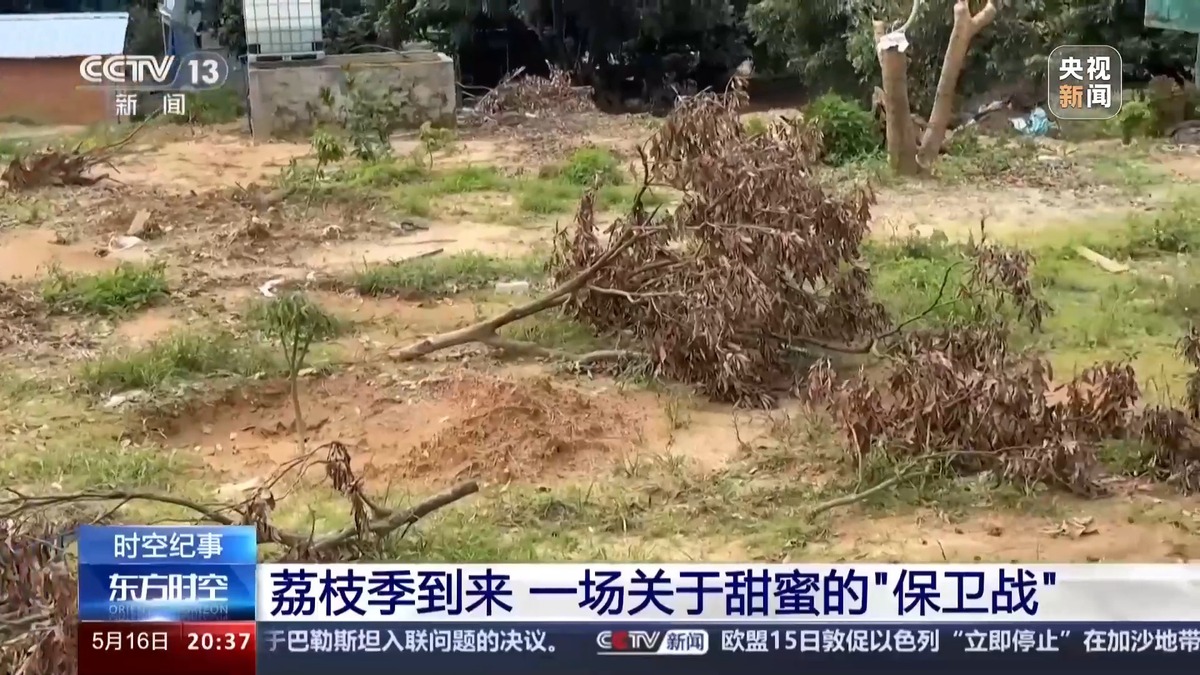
1145, 0, 1200, 77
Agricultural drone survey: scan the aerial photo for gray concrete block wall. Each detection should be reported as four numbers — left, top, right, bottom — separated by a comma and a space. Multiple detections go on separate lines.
246, 51, 456, 139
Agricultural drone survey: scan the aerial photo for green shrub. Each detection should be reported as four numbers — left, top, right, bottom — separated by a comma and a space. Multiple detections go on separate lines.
804, 94, 883, 165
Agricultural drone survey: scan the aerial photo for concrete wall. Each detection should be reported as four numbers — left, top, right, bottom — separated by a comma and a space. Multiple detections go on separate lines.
246, 51, 456, 139
0, 57, 115, 126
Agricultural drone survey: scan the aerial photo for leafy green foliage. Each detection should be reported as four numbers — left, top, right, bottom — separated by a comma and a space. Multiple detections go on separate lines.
551, 147, 624, 187
747, 0, 1198, 112
804, 94, 882, 165
257, 293, 341, 377
1116, 100, 1154, 144
41, 264, 168, 316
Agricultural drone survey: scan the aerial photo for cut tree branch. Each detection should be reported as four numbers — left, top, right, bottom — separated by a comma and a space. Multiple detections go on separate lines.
1, 480, 479, 555
388, 229, 651, 362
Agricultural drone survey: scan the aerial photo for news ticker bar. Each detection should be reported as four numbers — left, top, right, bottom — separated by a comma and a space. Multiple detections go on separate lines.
78, 622, 1200, 675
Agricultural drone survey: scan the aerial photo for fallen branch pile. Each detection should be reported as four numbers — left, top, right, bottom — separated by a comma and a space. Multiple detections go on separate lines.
804, 236, 1200, 496
1, 116, 154, 190
472, 67, 597, 119
551, 79, 893, 405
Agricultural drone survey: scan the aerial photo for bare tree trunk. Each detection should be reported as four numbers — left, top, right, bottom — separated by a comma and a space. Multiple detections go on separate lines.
873, 21, 922, 175
916, 0, 999, 166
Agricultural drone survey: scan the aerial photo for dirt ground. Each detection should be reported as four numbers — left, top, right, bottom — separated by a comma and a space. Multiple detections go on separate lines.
1, 110, 1198, 563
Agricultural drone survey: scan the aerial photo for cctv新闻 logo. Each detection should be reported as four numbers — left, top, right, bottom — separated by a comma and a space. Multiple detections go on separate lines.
596, 629, 708, 655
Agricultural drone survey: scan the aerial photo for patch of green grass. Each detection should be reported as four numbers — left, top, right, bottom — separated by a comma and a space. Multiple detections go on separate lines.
0, 387, 191, 491
1097, 439, 1156, 477
934, 136, 1043, 184
498, 313, 601, 352
0, 137, 33, 161
342, 160, 431, 188
291, 158, 520, 219
1077, 199, 1200, 260
517, 180, 581, 214
285, 158, 430, 201
1087, 156, 1165, 192
1041, 281, 1174, 349
41, 263, 168, 315
389, 185, 435, 217
80, 330, 280, 394
824, 154, 898, 188
433, 165, 509, 193
866, 234, 980, 328
350, 251, 546, 296
850, 451, 1049, 516
595, 184, 669, 211
743, 116, 768, 137
184, 87, 245, 125
543, 147, 625, 187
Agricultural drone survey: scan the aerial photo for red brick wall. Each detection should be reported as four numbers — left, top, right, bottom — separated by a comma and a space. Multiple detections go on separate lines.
0, 57, 113, 126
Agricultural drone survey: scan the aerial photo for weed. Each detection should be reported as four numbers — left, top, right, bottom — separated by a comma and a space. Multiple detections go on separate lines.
351, 252, 545, 296
556, 147, 624, 187
595, 184, 668, 211
498, 313, 600, 351
80, 330, 279, 393
803, 94, 882, 166
184, 88, 245, 125
1116, 100, 1154, 144
1097, 439, 1156, 476
41, 263, 168, 315
1089, 200, 1200, 259
934, 138, 1041, 183
518, 180, 580, 214
433, 166, 508, 193
389, 187, 434, 216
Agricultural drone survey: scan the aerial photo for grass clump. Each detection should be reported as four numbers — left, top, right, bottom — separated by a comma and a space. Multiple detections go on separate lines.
42, 263, 168, 315
433, 165, 509, 193
555, 147, 624, 187
498, 313, 601, 352
351, 252, 545, 296
517, 180, 580, 214
803, 94, 882, 166
184, 87, 246, 125
80, 330, 278, 393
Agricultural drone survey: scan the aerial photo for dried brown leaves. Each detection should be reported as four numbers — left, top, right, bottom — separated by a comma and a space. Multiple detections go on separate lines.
804, 239, 1200, 496
1135, 329, 1200, 493
551, 78, 887, 405
474, 67, 597, 118
0, 282, 47, 349
1, 150, 112, 190
2, 518, 78, 675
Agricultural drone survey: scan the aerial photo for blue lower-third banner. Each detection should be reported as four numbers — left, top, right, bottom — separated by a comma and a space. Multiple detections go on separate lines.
257, 622, 1200, 675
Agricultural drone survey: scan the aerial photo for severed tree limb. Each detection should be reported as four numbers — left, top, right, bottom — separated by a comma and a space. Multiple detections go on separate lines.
805, 453, 946, 520
0, 480, 479, 554
388, 229, 652, 362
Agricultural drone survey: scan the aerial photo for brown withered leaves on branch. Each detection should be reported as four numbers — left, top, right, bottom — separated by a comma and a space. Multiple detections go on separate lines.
806, 236, 1200, 496
2, 518, 78, 675
551, 78, 888, 405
